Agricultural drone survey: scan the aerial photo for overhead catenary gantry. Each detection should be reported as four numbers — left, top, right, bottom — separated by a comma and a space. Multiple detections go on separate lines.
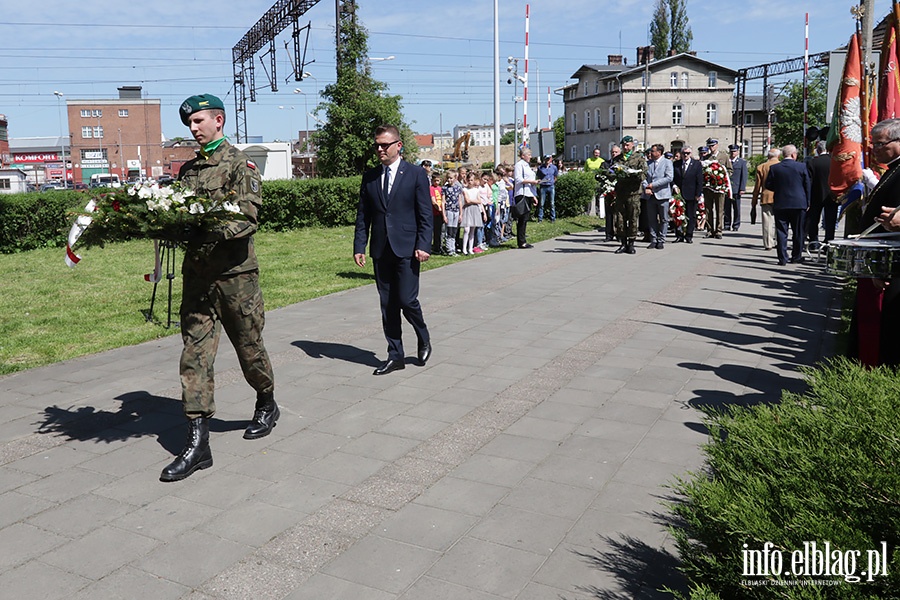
232, 0, 323, 142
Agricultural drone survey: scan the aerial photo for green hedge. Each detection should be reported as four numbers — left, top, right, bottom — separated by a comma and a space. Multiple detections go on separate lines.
555, 171, 596, 218
669, 357, 900, 599
0, 177, 364, 253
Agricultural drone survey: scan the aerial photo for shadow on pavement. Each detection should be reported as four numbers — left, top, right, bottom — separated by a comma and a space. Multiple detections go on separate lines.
570, 534, 687, 599
37, 391, 245, 455
335, 270, 375, 281
292, 340, 381, 367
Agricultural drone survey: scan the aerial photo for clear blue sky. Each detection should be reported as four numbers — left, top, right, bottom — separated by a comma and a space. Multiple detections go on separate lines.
0, 0, 891, 143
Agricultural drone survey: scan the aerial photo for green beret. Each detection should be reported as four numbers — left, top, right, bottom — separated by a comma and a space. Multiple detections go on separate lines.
179, 94, 224, 125
621, 135, 634, 144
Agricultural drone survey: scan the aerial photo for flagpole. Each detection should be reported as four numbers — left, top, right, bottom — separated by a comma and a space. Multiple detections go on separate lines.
803, 13, 809, 159
859, 17, 871, 169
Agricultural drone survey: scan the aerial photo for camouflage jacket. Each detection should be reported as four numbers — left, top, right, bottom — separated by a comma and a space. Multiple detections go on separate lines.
178, 140, 263, 278
611, 150, 648, 195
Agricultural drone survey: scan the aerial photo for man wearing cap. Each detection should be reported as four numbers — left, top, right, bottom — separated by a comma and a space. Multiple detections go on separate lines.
160, 94, 278, 482
610, 136, 648, 254
536, 154, 558, 222
725, 144, 748, 231
702, 137, 732, 239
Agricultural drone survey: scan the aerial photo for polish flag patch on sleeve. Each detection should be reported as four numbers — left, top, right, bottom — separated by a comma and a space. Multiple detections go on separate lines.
247, 160, 257, 170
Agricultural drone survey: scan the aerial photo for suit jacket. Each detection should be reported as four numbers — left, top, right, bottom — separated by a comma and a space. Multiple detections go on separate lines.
807, 153, 833, 206
673, 158, 703, 201
642, 157, 674, 200
730, 157, 748, 194
752, 157, 779, 206
354, 159, 433, 259
860, 159, 900, 231
765, 158, 810, 210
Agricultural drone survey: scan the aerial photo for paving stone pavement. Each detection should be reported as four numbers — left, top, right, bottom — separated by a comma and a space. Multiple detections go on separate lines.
0, 216, 841, 600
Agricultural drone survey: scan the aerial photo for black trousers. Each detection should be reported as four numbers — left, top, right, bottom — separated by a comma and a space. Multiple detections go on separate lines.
514, 195, 532, 247
774, 208, 806, 263
372, 248, 429, 361
683, 199, 698, 241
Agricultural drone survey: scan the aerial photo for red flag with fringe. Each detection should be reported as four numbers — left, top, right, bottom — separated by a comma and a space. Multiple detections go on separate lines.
827, 32, 864, 197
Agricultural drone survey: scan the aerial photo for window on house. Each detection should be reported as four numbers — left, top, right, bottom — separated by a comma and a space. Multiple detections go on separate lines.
80, 109, 90, 118
595, 108, 602, 130
585, 110, 591, 130
92, 109, 102, 118
641, 71, 651, 88
584, 145, 591, 160
0, 179, 10, 190
706, 103, 718, 125
609, 106, 617, 127
81, 126, 93, 138
637, 103, 646, 126
708, 71, 717, 88
671, 72, 678, 88
595, 80, 600, 94
672, 104, 683, 125
745, 113, 754, 125
682, 72, 689, 88
118, 109, 129, 117
570, 146, 577, 161
584, 81, 589, 95
571, 113, 577, 133
93, 126, 104, 138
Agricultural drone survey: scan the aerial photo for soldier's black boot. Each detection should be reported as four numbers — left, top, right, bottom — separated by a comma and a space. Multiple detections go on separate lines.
625, 238, 636, 254
614, 238, 628, 254
160, 417, 212, 482
244, 392, 279, 440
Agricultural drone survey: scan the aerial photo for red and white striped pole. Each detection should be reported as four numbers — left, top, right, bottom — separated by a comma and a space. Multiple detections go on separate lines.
547, 86, 552, 130
802, 12, 809, 158
523, 4, 529, 146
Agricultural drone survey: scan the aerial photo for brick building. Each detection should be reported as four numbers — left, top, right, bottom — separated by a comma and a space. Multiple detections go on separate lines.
66, 86, 163, 184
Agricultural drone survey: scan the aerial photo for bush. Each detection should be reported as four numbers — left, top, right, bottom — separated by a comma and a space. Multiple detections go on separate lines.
555, 171, 595, 218
0, 191, 85, 253
0, 178, 364, 253
668, 357, 900, 599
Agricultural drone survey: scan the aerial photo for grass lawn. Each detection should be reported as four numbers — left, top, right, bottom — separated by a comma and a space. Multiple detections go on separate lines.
0, 216, 602, 376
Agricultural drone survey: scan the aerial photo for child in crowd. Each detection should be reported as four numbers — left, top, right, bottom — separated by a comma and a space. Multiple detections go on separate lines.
489, 168, 504, 246
475, 172, 492, 252
461, 172, 486, 255
430, 174, 445, 255
442, 172, 462, 256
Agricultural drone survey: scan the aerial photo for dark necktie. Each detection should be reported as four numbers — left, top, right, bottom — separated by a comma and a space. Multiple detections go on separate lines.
383, 166, 390, 199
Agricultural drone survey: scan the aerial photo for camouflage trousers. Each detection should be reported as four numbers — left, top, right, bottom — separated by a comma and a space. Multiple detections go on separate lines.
613, 191, 641, 241
180, 270, 274, 418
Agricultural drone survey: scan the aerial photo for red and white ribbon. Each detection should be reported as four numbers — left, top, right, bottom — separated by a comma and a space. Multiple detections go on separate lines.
144, 240, 162, 283
64, 199, 96, 267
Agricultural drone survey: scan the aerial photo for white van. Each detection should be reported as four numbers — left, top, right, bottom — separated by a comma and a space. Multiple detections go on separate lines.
89, 173, 121, 188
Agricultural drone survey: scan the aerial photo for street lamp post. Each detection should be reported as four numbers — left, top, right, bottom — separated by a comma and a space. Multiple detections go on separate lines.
293, 89, 309, 153
53, 91, 67, 185
277, 105, 295, 148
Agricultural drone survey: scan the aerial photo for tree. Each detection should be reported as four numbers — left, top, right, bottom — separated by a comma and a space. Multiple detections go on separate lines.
669, 0, 693, 54
312, 0, 416, 178
553, 116, 565, 156
499, 130, 516, 145
650, 0, 671, 58
772, 69, 828, 149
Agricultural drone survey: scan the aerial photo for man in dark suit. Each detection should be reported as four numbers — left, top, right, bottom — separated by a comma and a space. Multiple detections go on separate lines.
354, 124, 433, 375
806, 140, 836, 249
725, 144, 748, 231
672, 145, 704, 243
765, 144, 810, 265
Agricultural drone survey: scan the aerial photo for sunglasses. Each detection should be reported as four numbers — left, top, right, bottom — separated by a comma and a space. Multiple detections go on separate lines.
374, 140, 400, 150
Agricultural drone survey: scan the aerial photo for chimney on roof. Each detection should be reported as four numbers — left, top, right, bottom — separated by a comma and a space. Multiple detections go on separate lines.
608, 54, 623, 65
637, 46, 655, 65
118, 86, 143, 99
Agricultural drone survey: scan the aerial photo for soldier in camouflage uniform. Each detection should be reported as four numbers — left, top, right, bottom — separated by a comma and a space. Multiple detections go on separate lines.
610, 136, 648, 255
160, 94, 277, 482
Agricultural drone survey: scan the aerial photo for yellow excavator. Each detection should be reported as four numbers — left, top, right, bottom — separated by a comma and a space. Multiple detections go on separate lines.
441, 132, 471, 168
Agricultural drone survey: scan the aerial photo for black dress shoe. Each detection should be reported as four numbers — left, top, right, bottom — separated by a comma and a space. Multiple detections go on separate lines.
244, 395, 280, 440
647, 242, 657, 249
686, 238, 693, 244
777, 259, 787, 266
374, 359, 405, 375
656, 242, 664, 249
614, 244, 627, 254
518, 243, 534, 249
417, 341, 432, 365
